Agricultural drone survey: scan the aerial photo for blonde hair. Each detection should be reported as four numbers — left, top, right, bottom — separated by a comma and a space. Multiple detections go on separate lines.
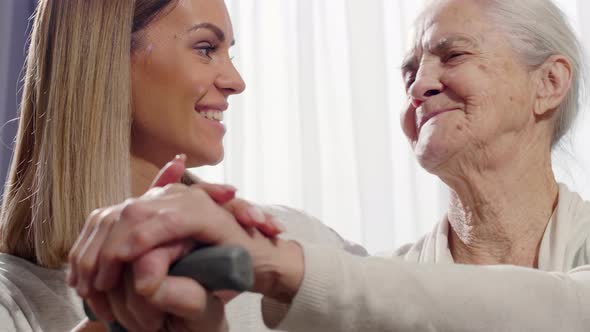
0, 0, 135, 268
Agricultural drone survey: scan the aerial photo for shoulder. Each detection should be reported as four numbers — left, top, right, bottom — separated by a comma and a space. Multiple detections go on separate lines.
558, 183, 590, 226
0, 304, 20, 332
261, 205, 368, 256
0, 253, 84, 331
556, 185, 590, 242
554, 184, 590, 266
0, 256, 37, 331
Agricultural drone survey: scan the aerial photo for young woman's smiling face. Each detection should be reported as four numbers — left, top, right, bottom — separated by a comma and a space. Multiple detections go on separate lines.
131, 0, 245, 168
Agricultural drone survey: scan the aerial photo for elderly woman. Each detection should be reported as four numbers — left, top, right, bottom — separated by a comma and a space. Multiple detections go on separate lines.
71, 0, 590, 331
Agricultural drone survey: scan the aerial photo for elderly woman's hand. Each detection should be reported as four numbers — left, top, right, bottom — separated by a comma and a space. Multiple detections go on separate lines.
67, 156, 301, 331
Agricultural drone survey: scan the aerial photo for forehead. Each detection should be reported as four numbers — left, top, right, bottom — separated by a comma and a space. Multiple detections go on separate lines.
150, 0, 234, 37
403, 0, 491, 66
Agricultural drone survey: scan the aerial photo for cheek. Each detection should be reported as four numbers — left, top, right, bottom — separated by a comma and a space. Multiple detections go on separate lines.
400, 101, 417, 143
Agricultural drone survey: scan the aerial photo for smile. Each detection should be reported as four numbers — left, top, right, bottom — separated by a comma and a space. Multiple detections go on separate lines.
418, 108, 460, 131
197, 110, 224, 122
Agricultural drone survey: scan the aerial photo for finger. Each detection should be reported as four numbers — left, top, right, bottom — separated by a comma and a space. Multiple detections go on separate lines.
193, 182, 237, 204
94, 200, 157, 291
214, 290, 240, 304
75, 208, 120, 297
86, 292, 115, 322
68, 208, 106, 287
150, 154, 186, 188
117, 199, 240, 261
147, 276, 225, 321
224, 200, 283, 236
132, 240, 195, 297
124, 270, 165, 331
107, 281, 144, 332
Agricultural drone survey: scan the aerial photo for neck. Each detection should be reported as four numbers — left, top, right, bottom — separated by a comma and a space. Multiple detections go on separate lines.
439, 144, 558, 267
130, 154, 161, 197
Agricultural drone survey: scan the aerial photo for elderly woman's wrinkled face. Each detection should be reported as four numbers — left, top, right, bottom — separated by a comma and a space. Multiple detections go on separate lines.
131, 0, 245, 168
401, 0, 537, 173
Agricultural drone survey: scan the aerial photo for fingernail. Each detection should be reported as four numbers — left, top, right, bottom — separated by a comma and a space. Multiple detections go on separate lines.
271, 217, 286, 232
247, 206, 265, 224
94, 273, 106, 291
223, 184, 237, 192
136, 275, 155, 294
175, 154, 186, 161
77, 281, 88, 297
66, 269, 74, 286
151, 281, 167, 303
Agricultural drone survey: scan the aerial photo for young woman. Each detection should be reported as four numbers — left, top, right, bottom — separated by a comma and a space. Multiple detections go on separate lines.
0, 0, 326, 330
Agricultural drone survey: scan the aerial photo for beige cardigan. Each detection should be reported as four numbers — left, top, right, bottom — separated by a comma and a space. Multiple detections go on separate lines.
261, 183, 590, 331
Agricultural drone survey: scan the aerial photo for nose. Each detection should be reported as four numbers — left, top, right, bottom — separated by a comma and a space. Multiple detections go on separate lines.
215, 59, 246, 96
408, 64, 444, 106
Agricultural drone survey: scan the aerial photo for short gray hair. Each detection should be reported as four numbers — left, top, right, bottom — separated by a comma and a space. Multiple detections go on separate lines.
479, 0, 587, 146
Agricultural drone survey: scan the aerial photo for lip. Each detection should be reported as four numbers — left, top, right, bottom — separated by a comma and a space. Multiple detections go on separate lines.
417, 108, 460, 133
195, 102, 229, 112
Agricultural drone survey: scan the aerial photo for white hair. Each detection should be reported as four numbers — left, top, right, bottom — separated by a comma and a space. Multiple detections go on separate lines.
479, 0, 587, 146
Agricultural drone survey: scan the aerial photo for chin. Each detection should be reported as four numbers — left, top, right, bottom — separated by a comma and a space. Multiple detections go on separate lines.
414, 137, 457, 174
185, 146, 225, 168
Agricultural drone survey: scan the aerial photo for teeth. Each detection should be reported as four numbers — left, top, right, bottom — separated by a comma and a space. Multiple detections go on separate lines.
198, 110, 223, 122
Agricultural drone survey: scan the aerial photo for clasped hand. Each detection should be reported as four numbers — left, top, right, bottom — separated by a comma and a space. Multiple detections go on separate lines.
68, 156, 303, 331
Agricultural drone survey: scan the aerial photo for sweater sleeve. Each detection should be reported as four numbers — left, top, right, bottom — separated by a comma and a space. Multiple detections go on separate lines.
262, 243, 590, 332
0, 305, 18, 332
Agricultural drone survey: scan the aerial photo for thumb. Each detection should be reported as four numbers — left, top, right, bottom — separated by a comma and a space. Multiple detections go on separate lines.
150, 154, 187, 189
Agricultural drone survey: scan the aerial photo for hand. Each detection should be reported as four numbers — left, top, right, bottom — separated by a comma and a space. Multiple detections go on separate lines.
69, 172, 304, 330
67, 155, 290, 330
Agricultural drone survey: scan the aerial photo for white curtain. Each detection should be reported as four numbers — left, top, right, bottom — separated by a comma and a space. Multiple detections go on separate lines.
193, 0, 590, 254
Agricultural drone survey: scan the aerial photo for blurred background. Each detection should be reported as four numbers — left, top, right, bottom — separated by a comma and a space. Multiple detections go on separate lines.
1, 0, 589, 253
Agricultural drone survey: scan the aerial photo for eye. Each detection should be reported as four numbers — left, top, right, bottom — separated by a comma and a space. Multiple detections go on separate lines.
404, 73, 416, 90
193, 42, 217, 58
444, 52, 466, 62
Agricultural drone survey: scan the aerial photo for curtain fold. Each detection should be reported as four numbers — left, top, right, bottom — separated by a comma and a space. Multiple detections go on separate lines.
196, 0, 590, 253
3, 0, 585, 254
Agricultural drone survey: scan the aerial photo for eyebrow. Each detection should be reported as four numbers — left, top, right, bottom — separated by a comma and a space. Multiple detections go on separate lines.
400, 35, 479, 76
430, 35, 479, 54
186, 22, 235, 46
401, 53, 418, 77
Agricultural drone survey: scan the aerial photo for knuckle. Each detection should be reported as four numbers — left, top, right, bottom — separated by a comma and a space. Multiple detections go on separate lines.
119, 199, 142, 220
76, 258, 95, 275
190, 187, 210, 200
156, 209, 180, 224
128, 229, 152, 249
161, 183, 185, 194
99, 247, 117, 265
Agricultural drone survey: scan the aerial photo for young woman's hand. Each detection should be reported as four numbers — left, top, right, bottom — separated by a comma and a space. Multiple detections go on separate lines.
67, 155, 298, 330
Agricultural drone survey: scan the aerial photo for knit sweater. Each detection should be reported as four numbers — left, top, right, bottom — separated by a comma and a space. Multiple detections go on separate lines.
1, 184, 588, 331
262, 183, 590, 331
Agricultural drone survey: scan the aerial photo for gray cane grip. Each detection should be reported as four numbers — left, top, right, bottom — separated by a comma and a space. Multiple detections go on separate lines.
168, 245, 254, 291
84, 245, 254, 331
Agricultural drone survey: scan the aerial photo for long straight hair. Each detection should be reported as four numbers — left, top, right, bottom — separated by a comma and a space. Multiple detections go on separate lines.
0, 0, 176, 269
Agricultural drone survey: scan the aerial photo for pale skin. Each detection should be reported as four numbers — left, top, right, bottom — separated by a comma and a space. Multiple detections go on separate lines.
400, 0, 571, 267
70, 0, 574, 330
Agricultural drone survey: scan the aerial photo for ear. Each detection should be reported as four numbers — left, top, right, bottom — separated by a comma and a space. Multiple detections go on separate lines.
534, 55, 573, 116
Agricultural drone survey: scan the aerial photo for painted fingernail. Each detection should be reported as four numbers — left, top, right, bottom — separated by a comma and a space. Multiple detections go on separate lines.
271, 217, 286, 232
223, 184, 237, 192
247, 206, 265, 224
